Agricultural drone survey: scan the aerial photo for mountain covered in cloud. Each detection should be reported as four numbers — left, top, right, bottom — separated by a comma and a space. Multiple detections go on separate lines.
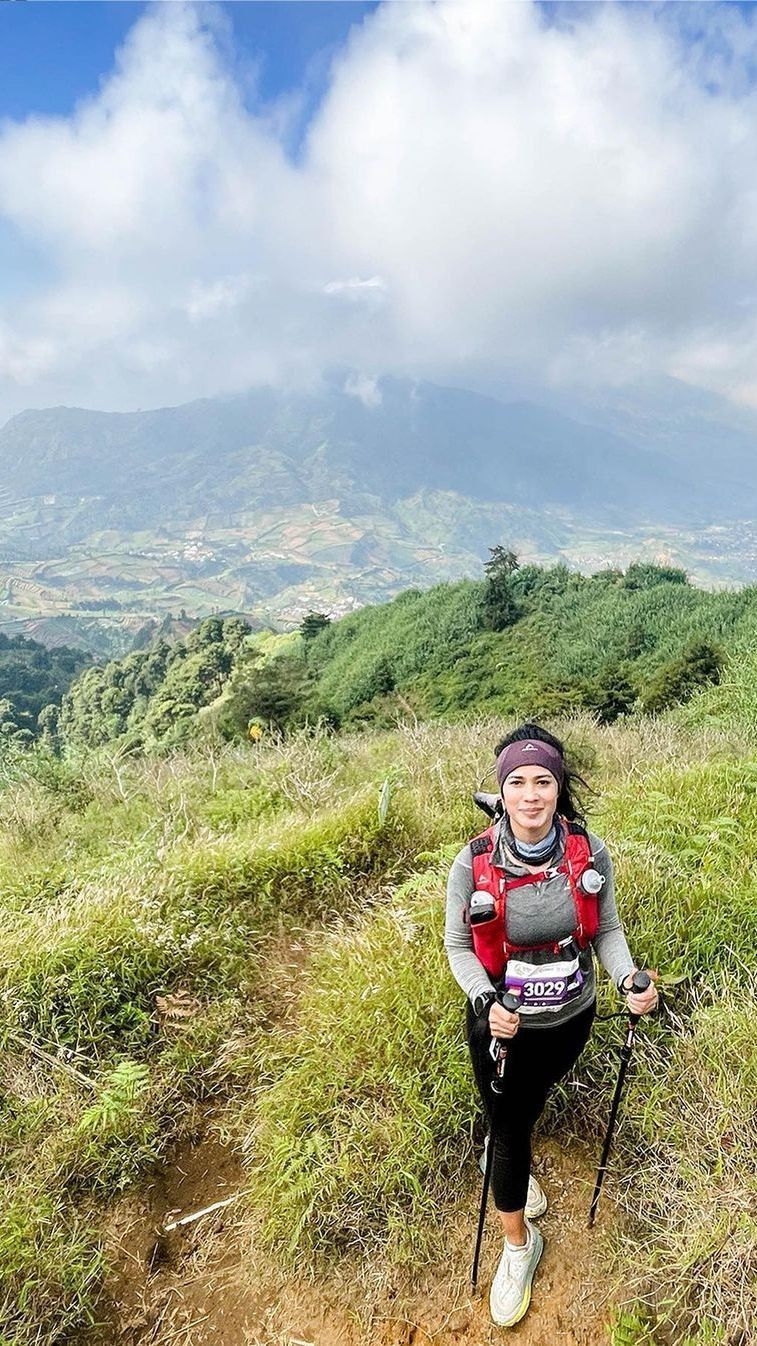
0, 376, 748, 528
1, 375, 757, 654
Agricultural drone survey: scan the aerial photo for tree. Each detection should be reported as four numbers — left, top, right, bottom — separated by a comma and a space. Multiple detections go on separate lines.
217, 655, 307, 738
300, 611, 331, 641
190, 617, 224, 649
38, 703, 61, 750
221, 616, 252, 654
0, 697, 34, 744
482, 545, 520, 631
484, 546, 520, 580
581, 664, 637, 723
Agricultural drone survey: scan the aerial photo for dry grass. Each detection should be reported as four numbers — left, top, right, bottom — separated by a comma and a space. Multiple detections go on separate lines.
0, 712, 754, 1344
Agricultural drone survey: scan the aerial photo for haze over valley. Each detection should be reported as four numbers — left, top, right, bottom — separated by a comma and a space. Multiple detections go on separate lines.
3, 375, 757, 653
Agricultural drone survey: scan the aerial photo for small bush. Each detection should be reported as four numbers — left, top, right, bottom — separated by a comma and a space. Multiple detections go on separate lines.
641, 639, 724, 714
0, 890, 170, 1053
163, 784, 431, 930
678, 642, 757, 738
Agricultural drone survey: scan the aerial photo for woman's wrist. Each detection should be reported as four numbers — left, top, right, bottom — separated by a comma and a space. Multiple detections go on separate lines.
472, 989, 496, 1019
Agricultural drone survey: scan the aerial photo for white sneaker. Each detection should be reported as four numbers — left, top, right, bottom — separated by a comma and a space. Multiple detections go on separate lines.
489, 1220, 544, 1328
477, 1140, 548, 1219
524, 1173, 547, 1218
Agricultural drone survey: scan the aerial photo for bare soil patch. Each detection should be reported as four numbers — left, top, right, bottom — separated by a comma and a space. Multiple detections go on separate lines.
84, 1127, 617, 1346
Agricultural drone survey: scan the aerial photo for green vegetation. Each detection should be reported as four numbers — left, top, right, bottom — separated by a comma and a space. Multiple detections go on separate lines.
482, 543, 521, 630
0, 702, 753, 1343
0, 718, 488, 1342
0, 633, 89, 742
59, 615, 251, 751
247, 869, 473, 1263
1, 566, 756, 1343
57, 561, 751, 750
241, 741, 757, 1342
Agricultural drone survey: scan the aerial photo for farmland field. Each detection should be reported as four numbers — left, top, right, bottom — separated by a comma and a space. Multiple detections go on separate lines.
3, 479, 757, 653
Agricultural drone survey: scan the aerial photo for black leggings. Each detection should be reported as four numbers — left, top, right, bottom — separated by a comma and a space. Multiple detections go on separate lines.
466, 1000, 595, 1212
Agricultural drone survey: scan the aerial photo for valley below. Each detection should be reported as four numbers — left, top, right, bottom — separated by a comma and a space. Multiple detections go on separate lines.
4, 376, 757, 653
1, 490, 754, 655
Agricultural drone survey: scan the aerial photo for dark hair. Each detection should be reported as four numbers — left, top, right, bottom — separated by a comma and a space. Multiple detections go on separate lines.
493, 721, 589, 825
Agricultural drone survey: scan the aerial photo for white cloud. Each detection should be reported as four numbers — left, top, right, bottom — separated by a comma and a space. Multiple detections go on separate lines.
3, 1, 757, 419
323, 275, 386, 299
185, 274, 257, 322
343, 372, 382, 407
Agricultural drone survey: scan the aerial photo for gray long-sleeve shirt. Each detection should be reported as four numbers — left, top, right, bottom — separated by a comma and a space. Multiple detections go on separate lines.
444, 820, 635, 1029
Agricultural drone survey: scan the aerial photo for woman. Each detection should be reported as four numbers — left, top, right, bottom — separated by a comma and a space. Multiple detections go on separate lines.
444, 722, 657, 1328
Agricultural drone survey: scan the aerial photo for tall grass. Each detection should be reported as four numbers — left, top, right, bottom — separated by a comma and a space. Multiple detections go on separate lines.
0, 712, 754, 1342
618, 983, 756, 1338
233, 722, 756, 1344
0, 721, 498, 1342
244, 866, 473, 1264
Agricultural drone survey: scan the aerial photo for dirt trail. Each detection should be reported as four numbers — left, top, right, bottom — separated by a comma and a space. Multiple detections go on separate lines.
86, 1129, 618, 1346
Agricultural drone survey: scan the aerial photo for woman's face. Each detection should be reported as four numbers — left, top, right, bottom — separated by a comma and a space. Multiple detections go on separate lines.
501, 764, 559, 840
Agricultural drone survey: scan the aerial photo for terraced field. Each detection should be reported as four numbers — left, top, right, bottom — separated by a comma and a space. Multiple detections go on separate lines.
0, 486, 755, 655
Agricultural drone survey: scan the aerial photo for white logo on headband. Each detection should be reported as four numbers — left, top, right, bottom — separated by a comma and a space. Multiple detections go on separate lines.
521, 744, 538, 752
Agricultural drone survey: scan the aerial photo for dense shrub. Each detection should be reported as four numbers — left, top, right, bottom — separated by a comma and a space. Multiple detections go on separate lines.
640, 639, 724, 714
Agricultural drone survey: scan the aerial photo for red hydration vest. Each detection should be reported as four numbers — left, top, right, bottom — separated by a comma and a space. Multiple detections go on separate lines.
467, 818, 601, 980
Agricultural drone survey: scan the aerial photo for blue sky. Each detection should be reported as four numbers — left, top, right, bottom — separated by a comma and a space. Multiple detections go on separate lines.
0, 2, 377, 306
3, 0, 756, 127
0, 2, 378, 123
4, 1, 757, 422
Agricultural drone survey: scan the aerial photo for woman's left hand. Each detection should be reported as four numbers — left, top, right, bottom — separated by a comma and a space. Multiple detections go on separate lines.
625, 969, 659, 1016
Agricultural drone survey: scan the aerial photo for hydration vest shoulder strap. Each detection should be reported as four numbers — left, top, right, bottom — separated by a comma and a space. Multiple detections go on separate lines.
470, 830, 495, 858
562, 825, 600, 945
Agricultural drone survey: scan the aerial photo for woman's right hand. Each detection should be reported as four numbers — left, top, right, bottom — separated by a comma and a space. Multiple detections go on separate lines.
489, 1000, 520, 1040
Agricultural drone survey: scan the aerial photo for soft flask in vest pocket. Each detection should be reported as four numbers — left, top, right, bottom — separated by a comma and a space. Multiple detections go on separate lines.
467, 889, 503, 975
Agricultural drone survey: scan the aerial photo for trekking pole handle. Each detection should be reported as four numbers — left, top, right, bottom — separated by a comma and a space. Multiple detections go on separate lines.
627, 969, 651, 1026
490, 991, 520, 1094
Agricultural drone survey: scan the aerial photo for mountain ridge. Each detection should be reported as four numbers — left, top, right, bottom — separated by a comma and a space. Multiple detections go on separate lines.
2, 376, 757, 652
0, 377, 718, 520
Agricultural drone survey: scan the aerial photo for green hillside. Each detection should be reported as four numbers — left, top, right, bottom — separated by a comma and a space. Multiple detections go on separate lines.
0, 688, 754, 1342
57, 560, 747, 752
1, 564, 755, 1343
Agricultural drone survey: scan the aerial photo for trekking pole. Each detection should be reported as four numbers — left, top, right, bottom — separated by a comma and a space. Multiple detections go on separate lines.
588, 970, 651, 1228
471, 990, 520, 1289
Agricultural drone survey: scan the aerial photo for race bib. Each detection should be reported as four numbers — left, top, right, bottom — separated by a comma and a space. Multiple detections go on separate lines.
504, 953, 584, 1014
